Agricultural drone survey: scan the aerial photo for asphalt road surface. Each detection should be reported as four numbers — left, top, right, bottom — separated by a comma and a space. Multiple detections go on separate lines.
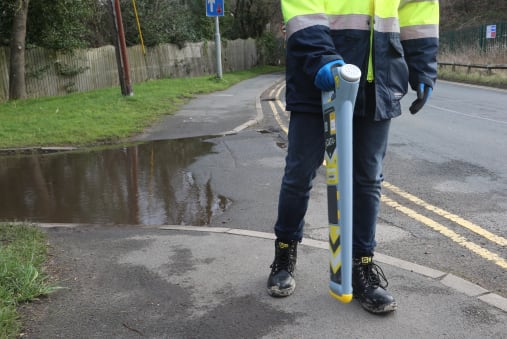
17, 75, 507, 338
255, 80, 507, 298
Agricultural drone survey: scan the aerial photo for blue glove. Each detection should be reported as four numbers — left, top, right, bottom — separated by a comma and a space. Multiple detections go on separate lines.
314, 60, 345, 91
409, 83, 433, 114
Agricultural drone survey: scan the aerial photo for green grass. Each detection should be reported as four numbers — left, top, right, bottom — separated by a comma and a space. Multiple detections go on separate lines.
0, 66, 283, 149
0, 60, 503, 337
438, 48, 507, 89
0, 223, 58, 339
438, 68, 507, 89
1, 64, 503, 150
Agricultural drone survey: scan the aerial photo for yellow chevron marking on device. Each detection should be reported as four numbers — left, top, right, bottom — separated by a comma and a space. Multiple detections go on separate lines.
330, 225, 340, 244
330, 261, 342, 274
330, 253, 342, 274
331, 244, 341, 257
383, 181, 507, 247
381, 196, 507, 270
329, 226, 342, 270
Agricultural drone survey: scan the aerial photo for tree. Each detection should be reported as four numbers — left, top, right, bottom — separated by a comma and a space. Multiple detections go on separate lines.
9, 0, 29, 100
85, 1, 115, 48
224, 0, 271, 39
27, 0, 95, 51
1, 0, 98, 49
440, 0, 507, 31
3, 0, 98, 100
121, 0, 214, 47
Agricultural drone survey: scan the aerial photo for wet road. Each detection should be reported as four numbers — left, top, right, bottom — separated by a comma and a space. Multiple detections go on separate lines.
5, 74, 507, 339
0, 73, 283, 226
1, 74, 505, 300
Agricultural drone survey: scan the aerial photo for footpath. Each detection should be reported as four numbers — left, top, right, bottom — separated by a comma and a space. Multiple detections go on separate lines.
23, 74, 507, 338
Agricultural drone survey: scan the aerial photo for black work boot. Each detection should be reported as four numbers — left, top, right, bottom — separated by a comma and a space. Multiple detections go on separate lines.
352, 256, 397, 314
267, 239, 298, 297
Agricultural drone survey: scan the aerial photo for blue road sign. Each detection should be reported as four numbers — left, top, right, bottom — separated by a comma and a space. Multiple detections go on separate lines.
206, 0, 224, 17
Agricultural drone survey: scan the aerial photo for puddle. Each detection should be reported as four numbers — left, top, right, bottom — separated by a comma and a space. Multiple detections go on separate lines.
0, 137, 231, 226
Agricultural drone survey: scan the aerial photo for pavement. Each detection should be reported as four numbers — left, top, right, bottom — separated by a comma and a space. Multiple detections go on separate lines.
23, 74, 507, 338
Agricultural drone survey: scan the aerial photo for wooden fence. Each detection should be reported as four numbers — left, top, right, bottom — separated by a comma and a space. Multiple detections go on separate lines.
0, 39, 259, 102
438, 62, 507, 75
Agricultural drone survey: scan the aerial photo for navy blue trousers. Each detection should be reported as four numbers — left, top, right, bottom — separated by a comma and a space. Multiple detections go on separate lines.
274, 111, 391, 257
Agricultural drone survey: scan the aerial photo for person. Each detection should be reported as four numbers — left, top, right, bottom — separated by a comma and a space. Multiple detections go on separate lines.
267, 0, 439, 314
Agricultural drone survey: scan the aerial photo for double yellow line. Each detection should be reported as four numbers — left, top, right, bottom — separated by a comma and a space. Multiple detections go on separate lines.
381, 185, 507, 270
268, 83, 289, 134
267, 81, 507, 270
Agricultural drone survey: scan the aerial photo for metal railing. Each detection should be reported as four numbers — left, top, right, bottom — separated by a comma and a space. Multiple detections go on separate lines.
440, 23, 507, 52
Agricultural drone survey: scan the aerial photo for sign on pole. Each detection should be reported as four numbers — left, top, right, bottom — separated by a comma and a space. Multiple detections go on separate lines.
206, 0, 224, 17
206, 0, 224, 78
486, 25, 496, 39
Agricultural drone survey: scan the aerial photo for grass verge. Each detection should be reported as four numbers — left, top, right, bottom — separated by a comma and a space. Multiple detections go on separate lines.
438, 67, 507, 89
0, 63, 503, 150
0, 223, 58, 339
438, 48, 507, 89
0, 65, 283, 149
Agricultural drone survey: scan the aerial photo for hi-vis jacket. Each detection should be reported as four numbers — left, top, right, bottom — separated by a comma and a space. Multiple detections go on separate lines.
282, 0, 439, 120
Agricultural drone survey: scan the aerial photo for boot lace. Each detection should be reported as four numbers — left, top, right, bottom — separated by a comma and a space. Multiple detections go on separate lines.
270, 245, 296, 274
363, 262, 389, 289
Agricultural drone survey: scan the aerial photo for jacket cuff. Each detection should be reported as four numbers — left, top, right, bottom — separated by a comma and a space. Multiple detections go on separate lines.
410, 75, 434, 91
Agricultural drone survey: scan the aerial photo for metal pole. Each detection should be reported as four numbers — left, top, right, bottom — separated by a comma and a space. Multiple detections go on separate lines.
214, 16, 223, 79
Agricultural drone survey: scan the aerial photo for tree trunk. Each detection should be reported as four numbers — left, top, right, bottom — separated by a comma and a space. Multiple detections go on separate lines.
9, 0, 29, 100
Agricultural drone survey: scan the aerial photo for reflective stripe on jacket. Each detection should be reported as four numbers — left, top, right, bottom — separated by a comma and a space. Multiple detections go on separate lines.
282, 0, 439, 120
